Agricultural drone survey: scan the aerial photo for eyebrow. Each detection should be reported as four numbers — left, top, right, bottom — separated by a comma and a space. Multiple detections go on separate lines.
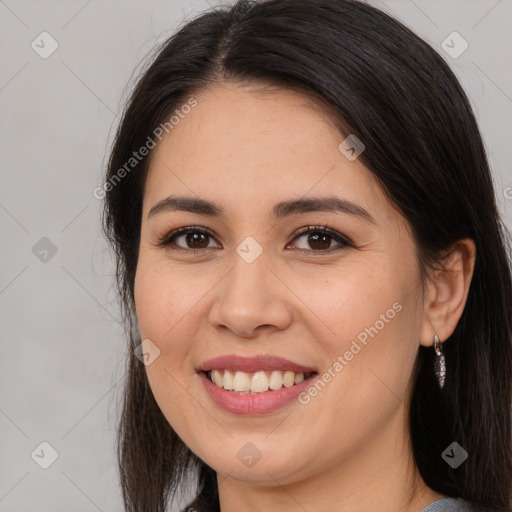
147, 195, 376, 224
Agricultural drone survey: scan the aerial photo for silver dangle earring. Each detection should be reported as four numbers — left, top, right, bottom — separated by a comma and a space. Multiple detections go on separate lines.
433, 333, 446, 389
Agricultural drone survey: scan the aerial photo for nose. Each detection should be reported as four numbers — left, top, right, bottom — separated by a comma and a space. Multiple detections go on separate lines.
208, 251, 293, 339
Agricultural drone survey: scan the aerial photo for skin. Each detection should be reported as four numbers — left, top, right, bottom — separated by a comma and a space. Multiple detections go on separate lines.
134, 81, 476, 512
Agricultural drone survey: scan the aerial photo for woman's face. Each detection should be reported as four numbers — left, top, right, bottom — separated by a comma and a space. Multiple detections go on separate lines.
134, 82, 427, 485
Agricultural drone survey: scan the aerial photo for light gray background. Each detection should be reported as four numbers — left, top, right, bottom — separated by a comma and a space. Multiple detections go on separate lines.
1, 1, 511, 510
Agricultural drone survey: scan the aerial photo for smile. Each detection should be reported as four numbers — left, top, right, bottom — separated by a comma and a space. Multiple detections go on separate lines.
206, 369, 316, 394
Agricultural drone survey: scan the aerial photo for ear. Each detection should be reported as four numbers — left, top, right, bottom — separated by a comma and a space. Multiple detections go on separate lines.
419, 238, 476, 347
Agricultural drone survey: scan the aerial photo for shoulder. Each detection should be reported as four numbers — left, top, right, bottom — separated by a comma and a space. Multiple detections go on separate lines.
420, 497, 499, 512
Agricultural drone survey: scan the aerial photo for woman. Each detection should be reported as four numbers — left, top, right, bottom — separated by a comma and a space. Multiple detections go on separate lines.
102, 0, 512, 510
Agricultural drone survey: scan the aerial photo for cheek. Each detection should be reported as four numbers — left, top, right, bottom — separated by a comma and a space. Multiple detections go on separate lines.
133, 259, 194, 407
299, 283, 418, 457
308, 260, 419, 399
134, 255, 188, 342
298, 262, 403, 350
133, 261, 201, 430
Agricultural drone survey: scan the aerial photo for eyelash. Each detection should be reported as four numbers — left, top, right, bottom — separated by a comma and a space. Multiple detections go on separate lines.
156, 224, 354, 255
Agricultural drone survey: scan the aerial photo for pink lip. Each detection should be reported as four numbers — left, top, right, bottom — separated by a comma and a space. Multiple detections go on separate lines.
196, 354, 317, 374
198, 371, 318, 415
196, 354, 318, 415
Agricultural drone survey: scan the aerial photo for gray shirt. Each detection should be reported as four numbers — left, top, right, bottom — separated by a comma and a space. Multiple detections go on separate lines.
420, 497, 487, 512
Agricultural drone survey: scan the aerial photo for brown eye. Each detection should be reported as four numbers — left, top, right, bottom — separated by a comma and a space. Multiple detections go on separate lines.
180, 231, 210, 249
303, 232, 331, 251
157, 224, 353, 255
157, 227, 218, 252
288, 225, 352, 253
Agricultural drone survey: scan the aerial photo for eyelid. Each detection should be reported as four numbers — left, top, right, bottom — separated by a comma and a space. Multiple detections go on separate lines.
156, 225, 218, 249
290, 224, 354, 248
156, 224, 354, 253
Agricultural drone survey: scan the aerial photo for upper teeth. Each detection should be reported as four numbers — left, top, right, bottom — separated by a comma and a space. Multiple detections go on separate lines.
208, 369, 311, 394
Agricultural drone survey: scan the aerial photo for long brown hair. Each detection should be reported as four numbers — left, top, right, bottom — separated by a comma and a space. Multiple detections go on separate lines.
102, 1, 512, 510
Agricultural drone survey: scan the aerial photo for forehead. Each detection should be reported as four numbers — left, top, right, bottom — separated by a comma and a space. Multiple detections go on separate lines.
143, 82, 394, 225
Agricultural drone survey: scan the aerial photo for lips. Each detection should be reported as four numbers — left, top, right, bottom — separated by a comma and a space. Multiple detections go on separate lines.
196, 354, 317, 374
195, 354, 319, 414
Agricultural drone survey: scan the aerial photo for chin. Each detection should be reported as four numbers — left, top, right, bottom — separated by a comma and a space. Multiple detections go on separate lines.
200, 442, 311, 485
